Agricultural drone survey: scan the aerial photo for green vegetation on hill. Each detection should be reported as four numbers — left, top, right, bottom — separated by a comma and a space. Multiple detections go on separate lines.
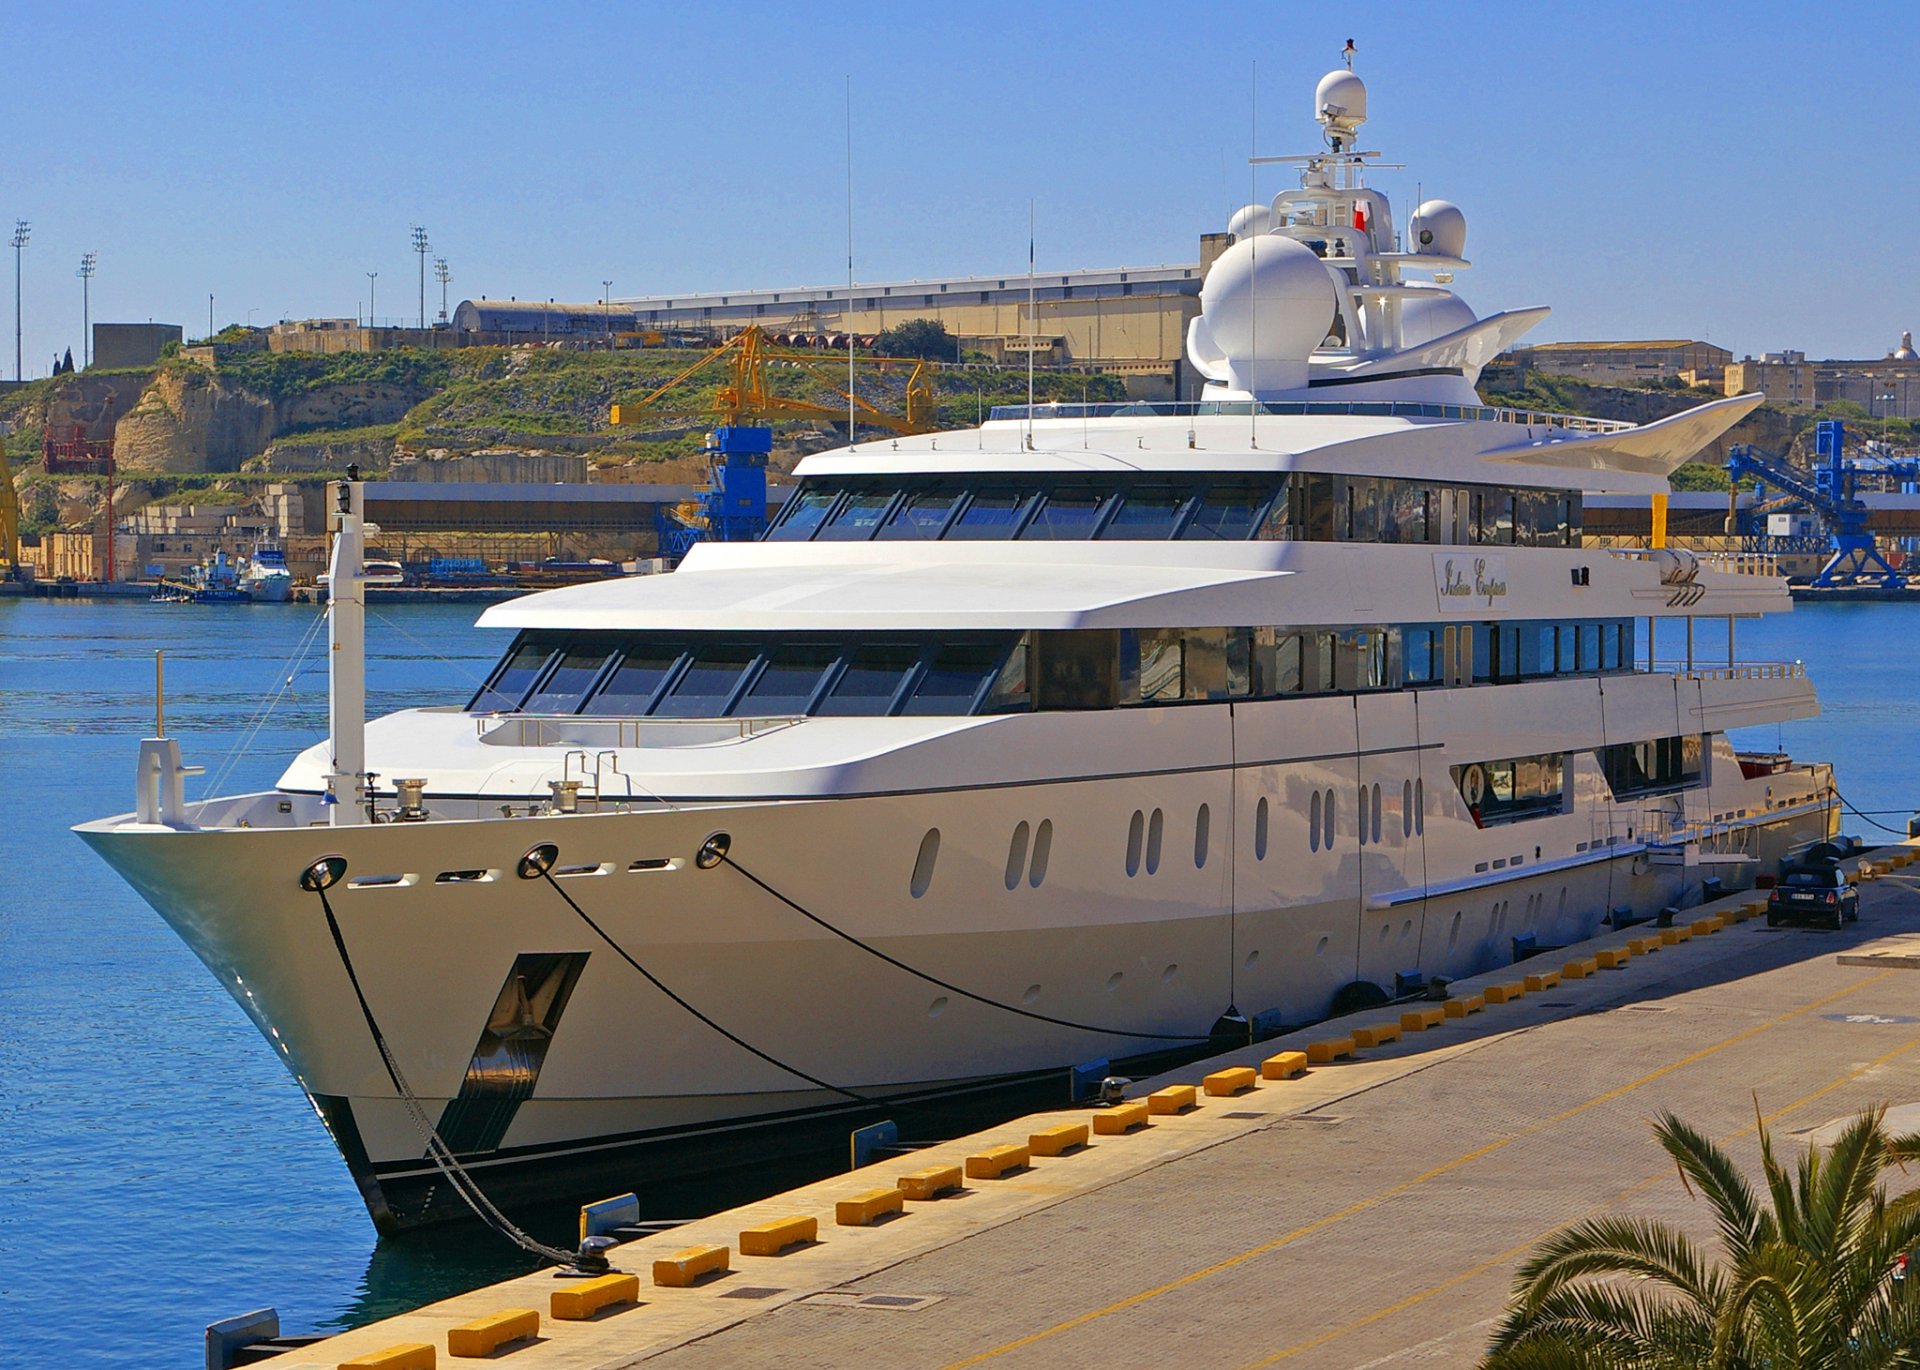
199, 348, 457, 407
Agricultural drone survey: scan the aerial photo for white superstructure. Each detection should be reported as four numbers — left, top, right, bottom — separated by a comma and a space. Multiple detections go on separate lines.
78, 66, 1835, 1233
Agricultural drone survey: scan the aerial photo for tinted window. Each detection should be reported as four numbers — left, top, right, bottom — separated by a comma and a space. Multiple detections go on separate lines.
946, 488, 1033, 539
470, 636, 557, 711
652, 643, 758, 717
815, 643, 920, 715
1182, 485, 1273, 540
1099, 485, 1189, 539
814, 488, 896, 541
766, 487, 837, 541
1019, 488, 1108, 540
875, 487, 964, 540
1782, 869, 1841, 888
902, 641, 1005, 715
734, 643, 838, 715
583, 646, 682, 716
521, 644, 610, 714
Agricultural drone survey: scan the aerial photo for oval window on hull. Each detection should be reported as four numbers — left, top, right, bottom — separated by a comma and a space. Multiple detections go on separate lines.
1005, 822, 1030, 891
910, 828, 940, 899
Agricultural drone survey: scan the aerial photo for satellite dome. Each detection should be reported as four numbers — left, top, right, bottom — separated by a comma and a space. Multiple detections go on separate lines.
1227, 202, 1274, 241
1893, 329, 1916, 361
1314, 70, 1368, 134
1399, 293, 1477, 349
1408, 200, 1467, 259
1187, 234, 1340, 395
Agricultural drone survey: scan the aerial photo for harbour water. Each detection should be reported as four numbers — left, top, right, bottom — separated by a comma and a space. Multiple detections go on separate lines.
1, 595, 1914, 1365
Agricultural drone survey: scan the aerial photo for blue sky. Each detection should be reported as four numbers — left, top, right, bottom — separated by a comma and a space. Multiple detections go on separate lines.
2, 0, 1914, 377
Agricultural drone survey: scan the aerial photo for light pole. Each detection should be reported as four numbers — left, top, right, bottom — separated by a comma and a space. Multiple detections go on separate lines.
365, 272, 378, 329
602, 279, 612, 344
411, 226, 429, 330
78, 252, 96, 368
11, 220, 28, 381
434, 257, 450, 325
208, 293, 214, 341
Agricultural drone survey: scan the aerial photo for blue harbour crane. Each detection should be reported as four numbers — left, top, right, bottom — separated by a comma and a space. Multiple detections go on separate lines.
1725, 419, 1920, 589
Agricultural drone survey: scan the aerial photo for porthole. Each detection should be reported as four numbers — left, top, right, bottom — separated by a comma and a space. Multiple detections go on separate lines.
1125, 809, 1144, 876
1028, 819, 1053, 888
1243, 949, 1260, 970
910, 828, 940, 899
1194, 804, 1211, 869
1161, 963, 1179, 984
1005, 821, 1030, 891
1314, 936, 1330, 956
1105, 971, 1124, 992
1023, 983, 1042, 1005
1402, 779, 1413, 838
1254, 796, 1270, 861
1401, 919, 1413, 940
1310, 791, 1322, 852
1146, 808, 1164, 875
927, 996, 949, 1018
1378, 923, 1390, 943
1448, 910, 1462, 948
1357, 785, 1368, 847
1322, 789, 1336, 850
1415, 778, 1425, 834
1371, 785, 1383, 844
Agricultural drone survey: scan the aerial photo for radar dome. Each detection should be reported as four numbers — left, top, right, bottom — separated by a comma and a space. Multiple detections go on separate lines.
1408, 200, 1467, 258
1398, 293, 1477, 349
1314, 70, 1367, 134
1227, 202, 1273, 241
1188, 234, 1340, 395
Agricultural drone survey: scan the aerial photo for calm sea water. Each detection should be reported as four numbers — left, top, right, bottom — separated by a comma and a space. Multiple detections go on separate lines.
1, 595, 1915, 1364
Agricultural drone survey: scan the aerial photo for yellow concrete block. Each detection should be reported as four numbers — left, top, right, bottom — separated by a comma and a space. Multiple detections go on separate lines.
1304, 1038, 1353, 1065
835, 1186, 905, 1226
896, 1164, 964, 1200
340, 1346, 436, 1370
652, 1243, 730, 1288
1204, 1065, 1260, 1094
1483, 982, 1526, 1005
1593, 948, 1629, 969
1400, 1006, 1445, 1031
1028, 1121, 1091, 1157
1745, 899, 1768, 914
739, 1214, 817, 1256
965, 1144, 1031, 1180
1093, 1099, 1151, 1133
1147, 1084, 1198, 1114
551, 1272, 640, 1321
1442, 993, 1485, 1018
1261, 1051, 1308, 1079
1523, 969, 1561, 992
1352, 1022, 1402, 1048
1691, 917, 1723, 935
1660, 925, 1692, 945
1561, 958, 1597, 979
447, 1309, 538, 1359
1628, 936, 1659, 955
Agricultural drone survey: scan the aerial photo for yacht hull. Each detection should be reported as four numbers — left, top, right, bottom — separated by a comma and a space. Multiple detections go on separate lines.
77, 731, 1834, 1231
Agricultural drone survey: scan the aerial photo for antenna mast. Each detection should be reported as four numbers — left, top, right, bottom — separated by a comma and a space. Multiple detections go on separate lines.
1026, 202, 1035, 449
845, 76, 856, 448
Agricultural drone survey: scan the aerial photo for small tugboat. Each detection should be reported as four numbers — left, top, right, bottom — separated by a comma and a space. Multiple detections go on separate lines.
151, 550, 250, 604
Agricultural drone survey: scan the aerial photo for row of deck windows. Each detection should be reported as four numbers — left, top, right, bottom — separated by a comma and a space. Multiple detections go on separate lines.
471, 618, 1638, 718
765, 473, 1582, 547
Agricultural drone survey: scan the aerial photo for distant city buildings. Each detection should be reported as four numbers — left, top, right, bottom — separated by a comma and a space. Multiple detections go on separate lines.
1502, 340, 1733, 387
1723, 332, 1919, 418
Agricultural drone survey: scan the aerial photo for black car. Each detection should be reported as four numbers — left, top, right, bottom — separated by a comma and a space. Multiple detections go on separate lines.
1767, 864, 1860, 929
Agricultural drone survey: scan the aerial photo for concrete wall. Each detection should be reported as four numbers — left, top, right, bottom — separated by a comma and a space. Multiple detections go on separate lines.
388, 452, 590, 484
92, 323, 182, 371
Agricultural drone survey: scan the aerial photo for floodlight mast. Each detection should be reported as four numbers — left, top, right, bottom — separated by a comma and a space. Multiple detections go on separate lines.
411, 226, 429, 330
10, 220, 28, 382
78, 252, 97, 368
433, 258, 450, 324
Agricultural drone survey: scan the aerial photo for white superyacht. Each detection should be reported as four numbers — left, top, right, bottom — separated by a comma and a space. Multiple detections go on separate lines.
79, 67, 1836, 1232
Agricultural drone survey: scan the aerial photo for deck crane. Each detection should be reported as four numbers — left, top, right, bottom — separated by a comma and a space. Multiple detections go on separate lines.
609, 325, 938, 557
1726, 419, 1920, 588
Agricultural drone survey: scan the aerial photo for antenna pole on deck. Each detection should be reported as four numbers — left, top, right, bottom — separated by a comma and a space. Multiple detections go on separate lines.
325, 471, 370, 825
155, 650, 165, 738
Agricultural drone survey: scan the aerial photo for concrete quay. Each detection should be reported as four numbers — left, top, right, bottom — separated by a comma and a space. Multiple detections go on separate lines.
273, 847, 1920, 1370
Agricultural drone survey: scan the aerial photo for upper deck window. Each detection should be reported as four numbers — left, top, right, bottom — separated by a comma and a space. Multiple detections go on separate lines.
947, 488, 1035, 539
522, 644, 611, 714
1020, 488, 1110, 540
815, 488, 897, 541
1181, 484, 1275, 541
653, 642, 759, 717
766, 487, 838, 541
469, 634, 561, 711
876, 487, 965, 540
815, 642, 922, 715
582, 645, 683, 716
1099, 484, 1192, 539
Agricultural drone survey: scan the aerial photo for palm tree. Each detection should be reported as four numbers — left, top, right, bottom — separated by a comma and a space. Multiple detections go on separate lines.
1482, 1109, 1920, 1369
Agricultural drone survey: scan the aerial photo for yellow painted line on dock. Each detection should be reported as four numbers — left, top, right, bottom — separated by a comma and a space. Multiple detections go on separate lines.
937, 969, 1897, 1369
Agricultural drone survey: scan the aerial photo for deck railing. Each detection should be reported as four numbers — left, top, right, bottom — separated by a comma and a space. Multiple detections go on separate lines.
988, 399, 1635, 433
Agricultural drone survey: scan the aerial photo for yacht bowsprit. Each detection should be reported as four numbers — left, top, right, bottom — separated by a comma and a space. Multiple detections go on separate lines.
77, 66, 1837, 1233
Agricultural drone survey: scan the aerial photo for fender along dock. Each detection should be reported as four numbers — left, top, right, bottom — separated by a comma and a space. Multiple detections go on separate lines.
259, 845, 1920, 1369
